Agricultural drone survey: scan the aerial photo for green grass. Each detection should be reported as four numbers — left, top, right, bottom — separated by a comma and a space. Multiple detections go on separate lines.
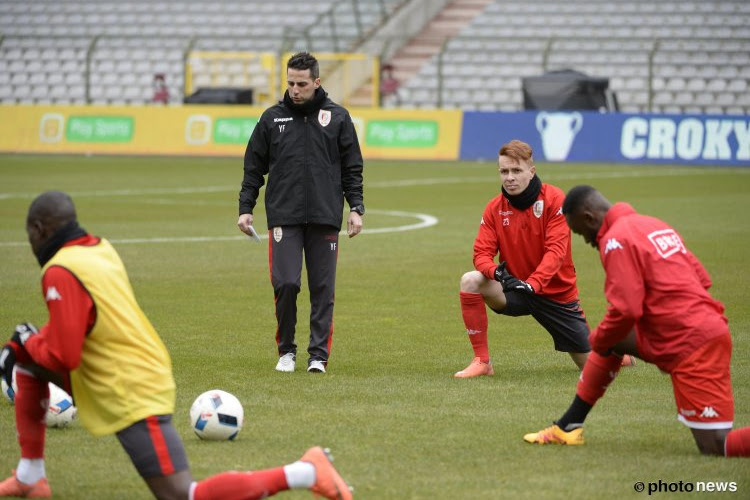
1, 155, 749, 499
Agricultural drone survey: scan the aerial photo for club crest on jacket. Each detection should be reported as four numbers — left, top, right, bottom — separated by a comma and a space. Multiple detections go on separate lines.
318, 110, 331, 127
533, 200, 544, 218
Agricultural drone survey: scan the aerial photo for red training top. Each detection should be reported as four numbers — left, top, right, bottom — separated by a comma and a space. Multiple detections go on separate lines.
592, 203, 729, 372
23, 235, 98, 376
473, 183, 580, 303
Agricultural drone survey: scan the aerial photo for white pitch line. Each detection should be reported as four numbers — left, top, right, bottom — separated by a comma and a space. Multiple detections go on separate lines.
0, 167, 742, 200
0, 209, 439, 247
0, 186, 235, 200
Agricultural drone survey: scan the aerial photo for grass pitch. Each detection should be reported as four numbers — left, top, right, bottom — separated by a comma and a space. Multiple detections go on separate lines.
1, 155, 749, 499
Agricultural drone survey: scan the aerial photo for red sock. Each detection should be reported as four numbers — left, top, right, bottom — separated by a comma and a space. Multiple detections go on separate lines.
576, 351, 623, 405
725, 426, 750, 457
460, 292, 489, 363
193, 468, 289, 500
14, 370, 48, 458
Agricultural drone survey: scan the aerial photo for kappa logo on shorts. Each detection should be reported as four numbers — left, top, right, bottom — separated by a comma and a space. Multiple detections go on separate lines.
273, 227, 283, 243
318, 110, 331, 127
700, 406, 719, 418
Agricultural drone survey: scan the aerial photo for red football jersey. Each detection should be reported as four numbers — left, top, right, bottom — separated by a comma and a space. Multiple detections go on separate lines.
473, 183, 579, 303
592, 203, 729, 372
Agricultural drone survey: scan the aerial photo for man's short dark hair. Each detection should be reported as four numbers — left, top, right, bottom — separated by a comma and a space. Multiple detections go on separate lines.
562, 185, 597, 215
287, 52, 319, 80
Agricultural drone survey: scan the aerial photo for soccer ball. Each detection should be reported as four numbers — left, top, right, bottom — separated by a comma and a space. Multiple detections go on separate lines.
1, 370, 76, 427
189, 389, 244, 441
1, 368, 17, 404
45, 384, 77, 428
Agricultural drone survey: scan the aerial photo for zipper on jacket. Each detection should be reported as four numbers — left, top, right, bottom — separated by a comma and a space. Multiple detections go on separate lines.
304, 115, 309, 224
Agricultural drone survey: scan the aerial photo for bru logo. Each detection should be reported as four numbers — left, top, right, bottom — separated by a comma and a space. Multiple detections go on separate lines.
39, 114, 65, 143
536, 112, 583, 161
186, 115, 212, 145
647, 229, 685, 259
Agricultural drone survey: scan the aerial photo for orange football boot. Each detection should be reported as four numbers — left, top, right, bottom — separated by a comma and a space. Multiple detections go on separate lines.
0, 471, 51, 498
300, 446, 353, 500
454, 357, 495, 378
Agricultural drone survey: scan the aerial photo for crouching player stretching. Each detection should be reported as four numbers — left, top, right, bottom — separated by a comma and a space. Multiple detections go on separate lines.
0, 191, 353, 499
524, 185, 750, 457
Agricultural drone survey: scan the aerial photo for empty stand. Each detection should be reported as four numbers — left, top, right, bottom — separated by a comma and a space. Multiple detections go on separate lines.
0, 0, 404, 105
0, 0, 748, 114
388, 0, 750, 114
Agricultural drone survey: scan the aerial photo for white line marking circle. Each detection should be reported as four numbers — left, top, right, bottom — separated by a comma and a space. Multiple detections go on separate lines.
0, 210, 439, 247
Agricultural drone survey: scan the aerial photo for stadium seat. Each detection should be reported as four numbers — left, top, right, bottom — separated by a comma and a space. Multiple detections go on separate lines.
1, 0, 748, 111
389, 0, 749, 112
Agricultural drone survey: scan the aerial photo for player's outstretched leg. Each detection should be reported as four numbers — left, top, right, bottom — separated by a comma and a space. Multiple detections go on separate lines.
0, 470, 51, 498
0, 370, 51, 498
192, 446, 352, 500
301, 446, 353, 500
524, 351, 624, 446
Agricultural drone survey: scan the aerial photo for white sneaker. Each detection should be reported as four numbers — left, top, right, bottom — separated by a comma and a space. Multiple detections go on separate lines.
275, 353, 296, 372
307, 360, 326, 373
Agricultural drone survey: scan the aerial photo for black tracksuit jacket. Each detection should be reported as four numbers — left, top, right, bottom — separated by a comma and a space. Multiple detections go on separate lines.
239, 88, 364, 230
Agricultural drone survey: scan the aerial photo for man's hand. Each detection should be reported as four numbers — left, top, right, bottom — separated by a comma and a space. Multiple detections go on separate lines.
0, 323, 38, 387
494, 261, 534, 294
347, 211, 362, 238
237, 213, 254, 236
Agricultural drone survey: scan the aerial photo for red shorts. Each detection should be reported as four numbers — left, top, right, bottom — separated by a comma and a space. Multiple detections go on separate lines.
671, 333, 734, 429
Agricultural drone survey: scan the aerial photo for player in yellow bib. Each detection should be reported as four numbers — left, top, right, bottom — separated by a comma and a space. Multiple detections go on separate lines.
0, 191, 352, 500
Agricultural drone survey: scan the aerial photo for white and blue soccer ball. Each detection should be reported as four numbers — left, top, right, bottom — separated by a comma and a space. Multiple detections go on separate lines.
2, 370, 76, 428
189, 389, 244, 441
45, 383, 77, 428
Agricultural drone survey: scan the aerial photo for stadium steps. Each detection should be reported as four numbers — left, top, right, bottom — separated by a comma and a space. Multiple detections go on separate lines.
348, 0, 494, 107
387, 0, 494, 85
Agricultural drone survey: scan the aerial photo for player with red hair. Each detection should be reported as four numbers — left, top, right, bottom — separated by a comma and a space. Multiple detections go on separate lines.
454, 140, 633, 378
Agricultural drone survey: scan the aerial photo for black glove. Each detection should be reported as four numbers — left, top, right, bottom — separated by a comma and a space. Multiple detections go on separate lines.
11, 322, 38, 346
494, 261, 534, 294
493, 261, 509, 282
0, 344, 16, 389
1, 323, 38, 388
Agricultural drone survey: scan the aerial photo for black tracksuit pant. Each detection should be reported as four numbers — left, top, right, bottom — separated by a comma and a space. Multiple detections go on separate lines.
269, 224, 339, 365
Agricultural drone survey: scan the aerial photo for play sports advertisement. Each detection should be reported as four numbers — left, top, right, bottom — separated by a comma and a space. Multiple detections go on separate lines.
0, 105, 462, 160
1, 105, 747, 165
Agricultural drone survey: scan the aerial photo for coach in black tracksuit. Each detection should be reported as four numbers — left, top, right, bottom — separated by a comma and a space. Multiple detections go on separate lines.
237, 52, 364, 374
